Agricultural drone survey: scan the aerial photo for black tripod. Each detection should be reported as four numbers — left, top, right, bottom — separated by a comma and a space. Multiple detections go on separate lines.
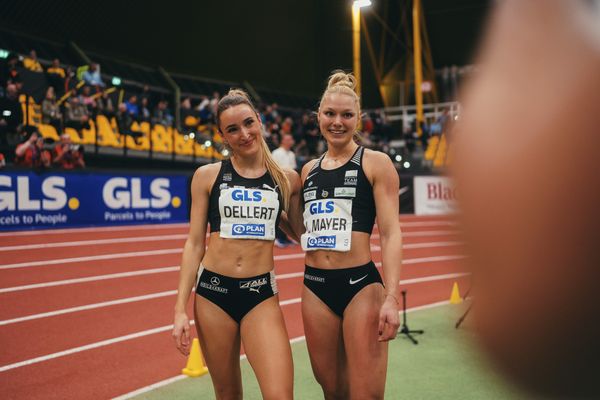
397, 290, 424, 345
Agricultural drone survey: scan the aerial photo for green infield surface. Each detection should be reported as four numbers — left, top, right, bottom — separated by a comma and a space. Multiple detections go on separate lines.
131, 304, 528, 399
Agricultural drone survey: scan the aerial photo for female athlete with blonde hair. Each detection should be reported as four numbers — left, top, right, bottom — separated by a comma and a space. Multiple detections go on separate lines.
172, 88, 302, 400
298, 71, 403, 399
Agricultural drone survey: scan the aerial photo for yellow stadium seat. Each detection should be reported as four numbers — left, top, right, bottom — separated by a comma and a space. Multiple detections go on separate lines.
64, 127, 83, 144
38, 124, 60, 141
96, 115, 122, 148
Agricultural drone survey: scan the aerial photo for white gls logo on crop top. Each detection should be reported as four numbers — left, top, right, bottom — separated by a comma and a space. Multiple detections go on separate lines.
219, 188, 279, 240
301, 198, 353, 252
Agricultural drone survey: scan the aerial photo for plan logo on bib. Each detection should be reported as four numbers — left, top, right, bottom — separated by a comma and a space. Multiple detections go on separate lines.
232, 223, 266, 236
307, 235, 336, 249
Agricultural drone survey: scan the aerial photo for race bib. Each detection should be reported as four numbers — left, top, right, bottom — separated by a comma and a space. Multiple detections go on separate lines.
219, 188, 279, 240
301, 198, 353, 252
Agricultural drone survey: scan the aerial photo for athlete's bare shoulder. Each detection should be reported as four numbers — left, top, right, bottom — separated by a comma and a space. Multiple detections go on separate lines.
362, 148, 396, 183
300, 158, 320, 182
191, 161, 222, 192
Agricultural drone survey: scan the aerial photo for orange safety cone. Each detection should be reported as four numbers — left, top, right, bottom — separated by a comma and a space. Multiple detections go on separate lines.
182, 338, 209, 377
449, 282, 463, 304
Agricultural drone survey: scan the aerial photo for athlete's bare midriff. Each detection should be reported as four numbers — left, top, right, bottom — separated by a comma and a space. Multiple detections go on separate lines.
304, 231, 372, 269
202, 232, 275, 277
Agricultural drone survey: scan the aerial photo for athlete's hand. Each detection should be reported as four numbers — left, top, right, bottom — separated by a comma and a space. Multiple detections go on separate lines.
378, 296, 400, 342
172, 311, 191, 355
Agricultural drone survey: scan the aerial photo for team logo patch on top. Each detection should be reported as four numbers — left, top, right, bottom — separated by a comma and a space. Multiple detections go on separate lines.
239, 277, 268, 293
321, 189, 329, 198
223, 173, 232, 182
345, 170, 358, 177
219, 183, 229, 190
334, 187, 356, 197
307, 235, 336, 249
232, 224, 266, 236
304, 190, 317, 202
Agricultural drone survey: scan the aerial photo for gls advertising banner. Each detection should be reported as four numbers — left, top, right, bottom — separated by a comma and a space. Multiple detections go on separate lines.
414, 176, 459, 215
0, 171, 189, 231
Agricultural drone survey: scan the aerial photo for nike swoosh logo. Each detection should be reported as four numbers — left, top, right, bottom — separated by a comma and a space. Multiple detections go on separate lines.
399, 186, 409, 195
349, 275, 368, 285
306, 172, 318, 181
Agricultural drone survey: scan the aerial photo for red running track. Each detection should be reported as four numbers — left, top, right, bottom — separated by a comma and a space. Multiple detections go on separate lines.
0, 215, 468, 399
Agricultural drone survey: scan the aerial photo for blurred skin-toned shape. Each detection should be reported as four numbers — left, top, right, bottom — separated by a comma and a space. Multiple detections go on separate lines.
452, 0, 600, 397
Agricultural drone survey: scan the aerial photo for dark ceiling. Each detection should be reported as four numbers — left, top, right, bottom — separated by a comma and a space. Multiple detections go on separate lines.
0, 0, 492, 107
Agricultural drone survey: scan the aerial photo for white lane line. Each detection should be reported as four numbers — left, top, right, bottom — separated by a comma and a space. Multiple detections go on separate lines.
0, 217, 455, 239
0, 267, 180, 294
0, 294, 304, 373
0, 223, 189, 237
0, 291, 177, 326
0, 249, 182, 270
0, 235, 188, 252
0, 266, 468, 326
0, 251, 467, 293
112, 300, 455, 400
0, 235, 462, 271
0, 292, 460, 374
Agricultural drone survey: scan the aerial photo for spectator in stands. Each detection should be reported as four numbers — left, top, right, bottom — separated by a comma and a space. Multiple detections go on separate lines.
53, 133, 85, 169
181, 97, 198, 132
152, 100, 173, 127
41, 86, 62, 136
139, 97, 151, 123
196, 95, 212, 123
46, 58, 66, 96
82, 62, 105, 88
65, 96, 90, 139
14, 131, 51, 169
124, 95, 139, 120
0, 83, 24, 149
80, 85, 98, 117
116, 102, 143, 144
0, 152, 5, 169
64, 66, 78, 94
23, 50, 43, 73
209, 91, 220, 117
271, 133, 298, 247
4, 53, 23, 92
301, 112, 320, 157
139, 85, 154, 110
97, 90, 115, 118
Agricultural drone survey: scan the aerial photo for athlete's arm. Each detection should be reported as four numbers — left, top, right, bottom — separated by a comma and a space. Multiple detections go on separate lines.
172, 163, 218, 355
367, 150, 402, 341
283, 168, 304, 241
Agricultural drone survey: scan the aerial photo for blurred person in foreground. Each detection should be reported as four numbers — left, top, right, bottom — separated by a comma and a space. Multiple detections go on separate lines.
452, 0, 600, 398
172, 89, 302, 399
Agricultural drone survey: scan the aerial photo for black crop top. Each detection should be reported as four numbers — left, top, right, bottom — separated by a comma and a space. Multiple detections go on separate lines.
207, 160, 283, 241
300, 146, 376, 252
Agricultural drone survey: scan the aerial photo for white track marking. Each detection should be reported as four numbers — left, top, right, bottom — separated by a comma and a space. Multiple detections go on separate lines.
0, 217, 455, 239
0, 236, 463, 271
0, 249, 182, 270
0, 223, 189, 237
0, 267, 180, 294
112, 301, 455, 399
0, 235, 188, 252
1, 253, 466, 293
0, 268, 468, 326
0, 291, 177, 326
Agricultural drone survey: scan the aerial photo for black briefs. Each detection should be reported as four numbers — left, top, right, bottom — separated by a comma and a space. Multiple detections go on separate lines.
195, 266, 278, 323
303, 261, 383, 317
